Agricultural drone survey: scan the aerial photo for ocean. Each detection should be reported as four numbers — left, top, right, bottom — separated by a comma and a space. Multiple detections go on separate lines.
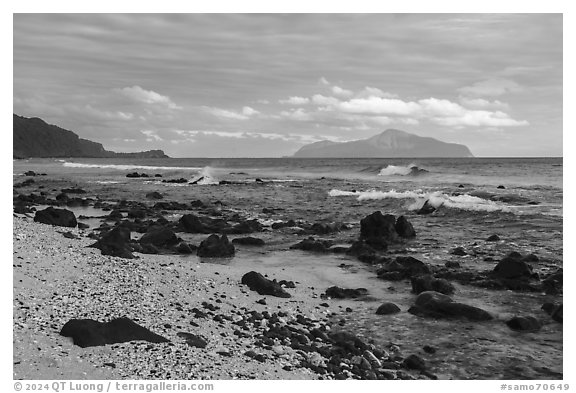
13, 156, 563, 379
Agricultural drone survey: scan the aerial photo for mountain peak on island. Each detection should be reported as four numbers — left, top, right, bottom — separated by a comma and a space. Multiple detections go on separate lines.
13, 114, 170, 159
292, 129, 473, 158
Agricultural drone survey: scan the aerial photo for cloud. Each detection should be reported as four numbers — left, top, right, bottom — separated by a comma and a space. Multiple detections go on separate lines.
311, 94, 340, 106
356, 87, 398, 99
331, 86, 353, 98
432, 111, 529, 127
319, 77, 330, 85
459, 96, 509, 110
458, 79, 522, 97
116, 85, 181, 109
338, 97, 420, 116
242, 106, 260, 116
279, 96, 310, 105
280, 108, 313, 121
141, 130, 163, 142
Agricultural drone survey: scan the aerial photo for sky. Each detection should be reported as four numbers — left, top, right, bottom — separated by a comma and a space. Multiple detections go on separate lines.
13, 13, 563, 157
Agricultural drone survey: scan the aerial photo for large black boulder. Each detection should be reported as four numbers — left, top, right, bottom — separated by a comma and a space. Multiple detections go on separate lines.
290, 237, 332, 253
197, 234, 235, 257
34, 207, 77, 227
492, 252, 534, 279
375, 302, 401, 315
411, 274, 455, 295
395, 216, 416, 238
542, 303, 563, 323
241, 271, 291, 298
506, 316, 542, 332
139, 226, 180, 247
90, 226, 134, 259
60, 317, 169, 348
360, 211, 399, 249
408, 291, 493, 321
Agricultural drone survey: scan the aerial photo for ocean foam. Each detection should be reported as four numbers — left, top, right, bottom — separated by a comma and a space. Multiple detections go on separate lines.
329, 188, 512, 213
62, 162, 201, 171
378, 163, 418, 176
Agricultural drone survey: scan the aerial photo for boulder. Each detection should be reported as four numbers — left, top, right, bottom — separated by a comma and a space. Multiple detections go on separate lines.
145, 191, 163, 200
139, 226, 180, 247
506, 316, 542, 332
416, 200, 436, 215
176, 242, 195, 254
411, 275, 455, 295
409, 291, 492, 321
450, 247, 467, 256
375, 302, 401, 315
346, 240, 377, 263
360, 211, 398, 249
231, 237, 265, 246
445, 261, 461, 268
310, 222, 342, 235
60, 317, 169, 348
34, 207, 77, 227
241, 271, 291, 298
180, 214, 211, 233
90, 226, 134, 259
225, 220, 262, 234
377, 256, 431, 281
325, 286, 368, 299
197, 234, 235, 257
542, 269, 563, 295
541, 303, 562, 323
395, 216, 416, 238
492, 252, 534, 279
486, 234, 500, 242
290, 237, 332, 253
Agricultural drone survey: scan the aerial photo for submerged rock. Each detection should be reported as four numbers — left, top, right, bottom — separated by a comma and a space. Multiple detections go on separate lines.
408, 291, 493, 321
34, 207, 77, 228
290, 237, 332, 253
145, 191, 163, 199
411, 275, 455, 295
325, 286, 369, 299
506, 316, 542, 332
197, 234, 235, 257
60, 317, 169, 348
395, 216, 416, 238
232, 236, 265, 246
241, 271, 291, 298
416, 200, 436, 215
377, 256, 431, 281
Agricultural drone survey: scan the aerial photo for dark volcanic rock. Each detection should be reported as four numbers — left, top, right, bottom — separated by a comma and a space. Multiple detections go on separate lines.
346, 240, 377, 263
506, 316, 542, 332
492, 252, 534, 279
231, 237, 265, 246
139, 226, 179, 247
34, 207, 77, 227
416, 200, 436, 215
145, 191, 163, 200
542, 269, 563, 295
61, 187, 86, 194
177, 332, 208, 348
325, 286, 368, 299
290, 237, 332, 253
450, 247, 467, 256
411, 275, 455, 295
180, 214, 216, 233
445, 261, 461, 268
375, 302, 401, 315
377, 256, 431, 281
542, 303, 563, 323
395, 216, 416, 238
486, 234, 500, 242
408, 291, 493, 321
241, 271, 291, 298
225, 220, 262, 235
360, 211, 399, 249
60, 317, 169, 348
90, 226, 134, 259
176, 241, 195, 254
403, 354, 426, 370
197, 234, 235, 257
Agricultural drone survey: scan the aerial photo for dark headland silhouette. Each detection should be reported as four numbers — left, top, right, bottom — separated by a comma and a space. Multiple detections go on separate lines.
292, 129, 474, 158
13, 114, 169, 159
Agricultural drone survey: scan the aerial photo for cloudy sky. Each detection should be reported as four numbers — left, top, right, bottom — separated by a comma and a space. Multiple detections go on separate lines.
13, 14, 562, 157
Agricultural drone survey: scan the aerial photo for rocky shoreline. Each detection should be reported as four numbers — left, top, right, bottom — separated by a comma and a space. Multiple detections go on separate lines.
13, 169, 563, 380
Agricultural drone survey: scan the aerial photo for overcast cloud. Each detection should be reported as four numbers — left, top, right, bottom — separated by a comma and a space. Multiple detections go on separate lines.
13, 14, 562, 157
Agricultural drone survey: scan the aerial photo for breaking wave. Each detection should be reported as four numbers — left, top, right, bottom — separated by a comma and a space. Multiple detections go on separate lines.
190, 166, 219, 185
378, 163, 428, 176
329, 188, 514, 213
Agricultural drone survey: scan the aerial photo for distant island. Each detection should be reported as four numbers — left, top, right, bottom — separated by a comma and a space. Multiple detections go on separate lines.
13, 114, 169, 159
292, 129, 474, 158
